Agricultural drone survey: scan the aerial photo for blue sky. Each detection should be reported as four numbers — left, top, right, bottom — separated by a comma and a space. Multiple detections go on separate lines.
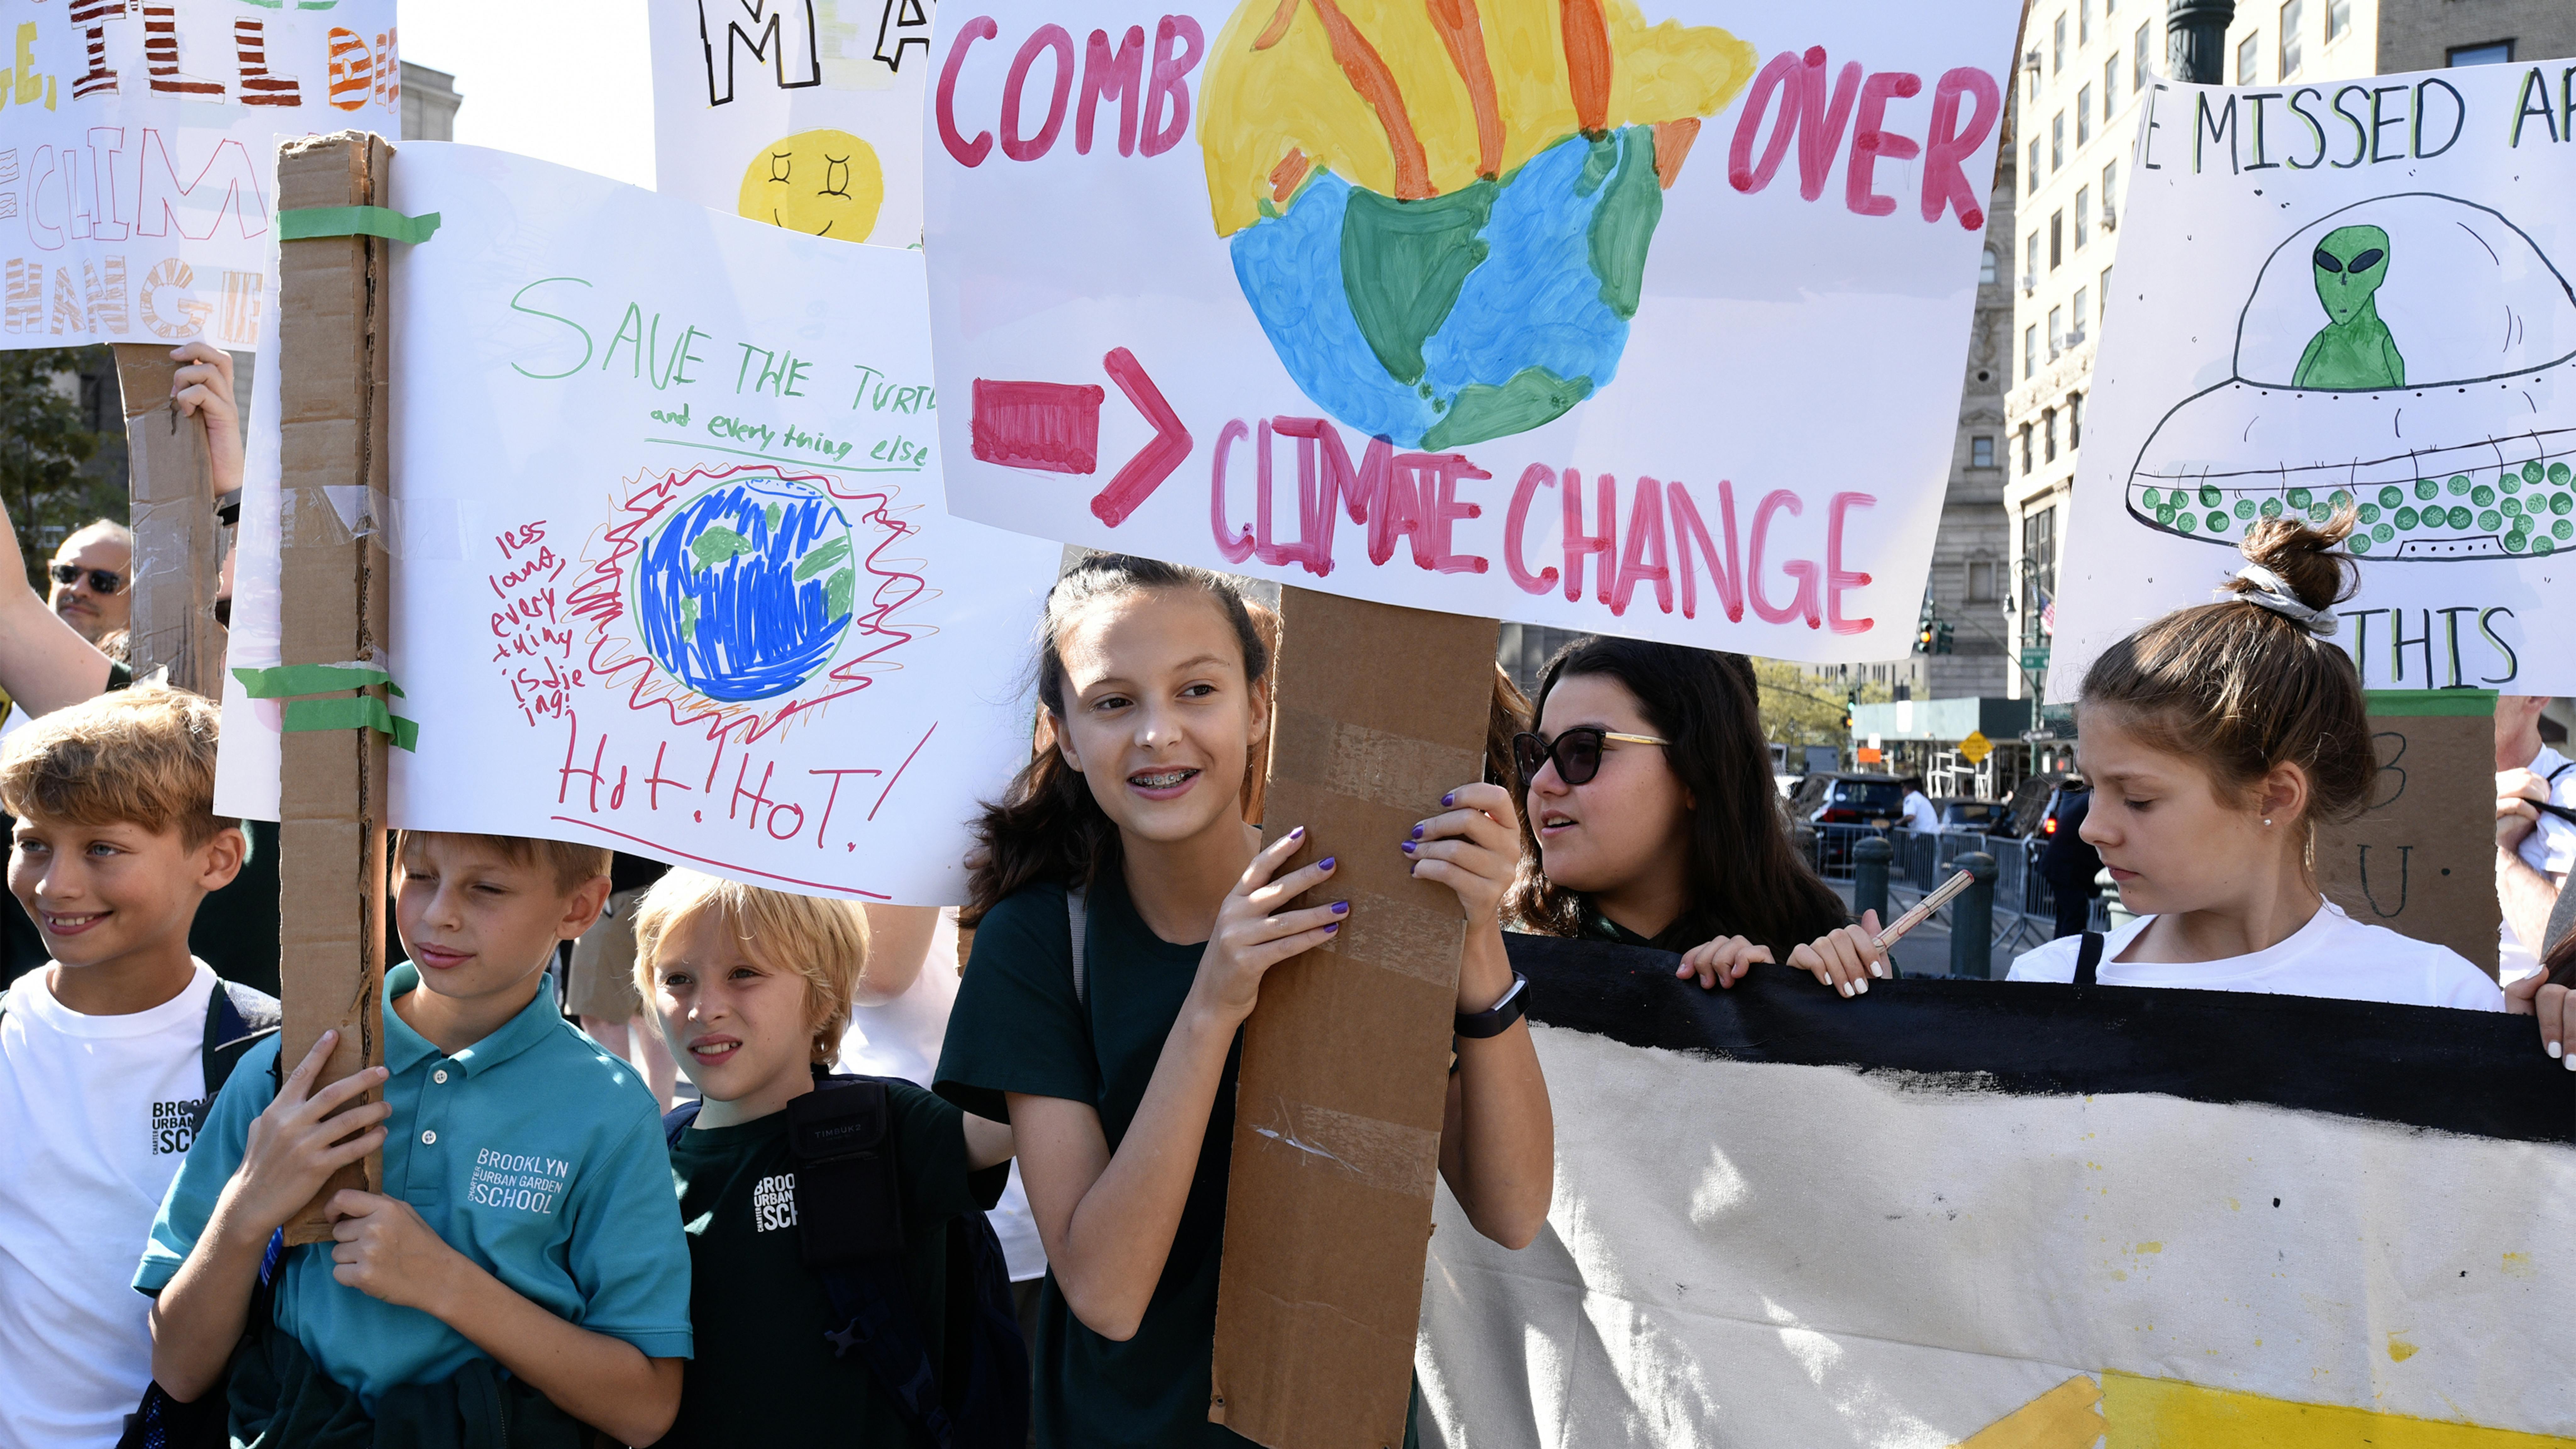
402, 2, 656, 187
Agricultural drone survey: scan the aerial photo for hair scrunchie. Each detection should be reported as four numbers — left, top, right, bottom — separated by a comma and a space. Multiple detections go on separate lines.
2223, 563, 2340, 637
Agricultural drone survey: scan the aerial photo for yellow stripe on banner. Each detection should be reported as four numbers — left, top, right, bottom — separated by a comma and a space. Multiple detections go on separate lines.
1954, 1376, 2106, 1449
1957, 1373, 2576, 1448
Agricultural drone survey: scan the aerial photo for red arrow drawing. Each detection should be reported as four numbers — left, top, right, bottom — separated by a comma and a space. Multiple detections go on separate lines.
968, 349, 1192, 528
1090, 348, 1192, 527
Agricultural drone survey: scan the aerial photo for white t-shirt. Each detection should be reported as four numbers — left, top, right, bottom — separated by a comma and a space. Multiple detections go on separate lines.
2009, 899, 2504, 1010
2498, 743, 2576, 983
0, 962, 220, 1449
836, 909, 1047, 1283
1902, 791, 1941, 834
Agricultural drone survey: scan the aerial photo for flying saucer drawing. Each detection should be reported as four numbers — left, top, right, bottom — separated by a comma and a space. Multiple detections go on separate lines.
2127, 192, 2576, 560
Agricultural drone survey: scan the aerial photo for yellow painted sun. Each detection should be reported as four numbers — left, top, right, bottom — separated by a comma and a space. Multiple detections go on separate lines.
736, 128, 884, 243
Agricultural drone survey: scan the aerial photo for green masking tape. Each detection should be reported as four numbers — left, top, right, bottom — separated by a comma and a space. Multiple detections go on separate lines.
279, 206, 441, 245
280, 695, 419, 752
232, 663, 390, 699
2361, 688, 2498, 717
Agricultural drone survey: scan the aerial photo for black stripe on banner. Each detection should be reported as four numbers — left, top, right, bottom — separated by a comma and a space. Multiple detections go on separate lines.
1505, 934, 2576, 1145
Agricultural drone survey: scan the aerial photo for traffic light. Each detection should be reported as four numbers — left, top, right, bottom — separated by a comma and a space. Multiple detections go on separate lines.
1915, 621, 1936, 654
1934, 621, 1955, 655
1842, 691, 1858, 731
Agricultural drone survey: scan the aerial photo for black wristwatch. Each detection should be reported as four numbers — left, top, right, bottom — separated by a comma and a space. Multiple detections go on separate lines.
1453, 972, 1530, 1039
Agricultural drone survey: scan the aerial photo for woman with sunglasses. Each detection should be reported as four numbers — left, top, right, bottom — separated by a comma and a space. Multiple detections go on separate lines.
1507, 637, 1860, 992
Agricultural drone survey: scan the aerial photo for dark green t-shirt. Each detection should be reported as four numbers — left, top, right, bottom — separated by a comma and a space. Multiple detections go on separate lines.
655, 1082, 1006, 1449
937, 873, 1247, 1448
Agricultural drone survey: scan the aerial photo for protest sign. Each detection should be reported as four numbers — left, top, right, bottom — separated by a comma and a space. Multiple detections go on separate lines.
2055, 64, 2576, 699
1423, 937, 2576, 1447
924, 0, 2019, 660
0, 0, 399, 352
215, 142, 1060, 905
2314, 691, 2501, 974
650, 0, 936, 247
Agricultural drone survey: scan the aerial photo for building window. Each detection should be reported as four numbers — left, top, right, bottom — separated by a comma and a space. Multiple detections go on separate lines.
2072, 285, 2090, 344
2024, 325, 2039, 380
2075, 185, 2091, 249
1980, 247, 1999, 285
2104, 53, 2119, 115
2022, 508, 2058, 644
2069, 391, 2085, 447
2048, 305, 2065, 359
1972, 435, 1996, 469
2279, 1, 2306, 76
2133, 20, 2151, 92
2101, 264, 2114, 319
2028, 137, 2042, 192
2236, 31, 2260, 84
2043, 407, 2060, 461
2026, 231, 2040, 285
2052, 111, 2065, 170
2448, 41, 2513, 66
2078, 84, 2094, 145
2079, 0, 2092, 46
2327, 0, 2351, 41
2050, 211, 2063, 269
2054, 13, 2067, 74
1967, 560, 1999, 603
2102, 158, 2118, 212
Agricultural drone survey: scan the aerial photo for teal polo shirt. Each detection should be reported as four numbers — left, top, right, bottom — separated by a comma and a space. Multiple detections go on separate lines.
136, 965, 693, 1407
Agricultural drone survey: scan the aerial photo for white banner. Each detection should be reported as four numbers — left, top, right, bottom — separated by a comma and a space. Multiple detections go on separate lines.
924, 0, 2019, 658
215, 143, 1059, 905
1422, 1007, 2576, 1447
650, 0, 937, 248
2054, 65, 2576, 699
0, 0, 398, 352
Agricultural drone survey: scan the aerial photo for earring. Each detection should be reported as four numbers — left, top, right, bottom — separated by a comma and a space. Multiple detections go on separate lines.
2263, 817, 2273, 826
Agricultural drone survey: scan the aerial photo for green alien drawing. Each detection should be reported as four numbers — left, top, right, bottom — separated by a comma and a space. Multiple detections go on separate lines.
2292, 225, 2406, 389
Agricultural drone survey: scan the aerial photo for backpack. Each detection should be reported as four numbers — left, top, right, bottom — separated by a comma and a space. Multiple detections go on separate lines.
663, 1073, 1030, 1449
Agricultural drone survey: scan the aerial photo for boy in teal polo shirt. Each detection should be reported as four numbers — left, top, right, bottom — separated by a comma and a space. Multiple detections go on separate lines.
137, 833, 693, 1447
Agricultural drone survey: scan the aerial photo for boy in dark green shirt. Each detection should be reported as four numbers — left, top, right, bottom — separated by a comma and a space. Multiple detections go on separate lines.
630, 870, 1017, 1449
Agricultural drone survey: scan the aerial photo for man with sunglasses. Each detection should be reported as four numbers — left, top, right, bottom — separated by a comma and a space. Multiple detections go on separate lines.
43, 522, 132, 647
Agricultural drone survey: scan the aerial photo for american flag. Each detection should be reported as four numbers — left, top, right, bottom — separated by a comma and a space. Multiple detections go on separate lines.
2039, 593, 2056, 637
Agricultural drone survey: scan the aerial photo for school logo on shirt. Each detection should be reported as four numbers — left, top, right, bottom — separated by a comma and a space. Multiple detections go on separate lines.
150, 1096, 209, 1156
468, 1148, 570, 1215
751, 1173, 797, 1233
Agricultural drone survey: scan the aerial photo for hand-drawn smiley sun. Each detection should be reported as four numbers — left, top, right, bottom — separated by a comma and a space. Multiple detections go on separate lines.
737, 128, 885, 243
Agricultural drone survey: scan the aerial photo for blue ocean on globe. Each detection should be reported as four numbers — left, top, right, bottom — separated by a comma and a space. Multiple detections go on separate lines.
636, 477, 858, 703
1227, 125, 1662, 452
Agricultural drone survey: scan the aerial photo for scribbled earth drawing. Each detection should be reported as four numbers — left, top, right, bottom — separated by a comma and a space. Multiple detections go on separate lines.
634, 475, 858, 702
2127, 193, 2576, 560
1202, 0, 1757, 450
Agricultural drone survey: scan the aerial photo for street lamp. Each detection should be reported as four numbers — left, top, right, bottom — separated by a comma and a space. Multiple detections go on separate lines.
2167, 0, 2237, 85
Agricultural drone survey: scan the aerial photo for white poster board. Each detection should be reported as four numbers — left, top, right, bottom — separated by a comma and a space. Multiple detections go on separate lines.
215, 143, 1059, 904
2054, 65, 2576, 698
925, 0, 2018, 658
650, 0, 936, 248
0, 0, 399, 351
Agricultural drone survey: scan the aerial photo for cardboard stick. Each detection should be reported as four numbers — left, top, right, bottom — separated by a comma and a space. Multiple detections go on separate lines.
1876, 868, 1976, 952
1209, 589, 1497, 1449
273, 131, 394, 1246
111, 344, 226, 696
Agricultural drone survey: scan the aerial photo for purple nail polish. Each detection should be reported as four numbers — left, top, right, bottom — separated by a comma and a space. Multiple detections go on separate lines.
1402, 840, 1417, 854
1442, 792, 1456, 807
1331, 900, 1349, 914
1409, 824, 1424, 840
1318, 856, 1335, 871
1289, 825, 1305, 840
1324, 922, 1340, 933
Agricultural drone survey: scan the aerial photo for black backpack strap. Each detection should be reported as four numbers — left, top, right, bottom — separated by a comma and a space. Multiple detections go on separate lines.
1065, 886, 1089, 1009
2073, 931, 2106, 988
202, 980, 280, 1105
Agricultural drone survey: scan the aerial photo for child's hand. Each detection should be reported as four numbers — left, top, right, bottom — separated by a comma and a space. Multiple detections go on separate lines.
167, 341, 242, 498
2497, 768, 2547, 850
1677, 935, 1773, 990
1190, 829, 1344, 1028
327, 1190, 469, 1313
226, 1031, 390, 1238
2503, 969, 2575, 1070
1788, 913, 1888, 998
1405, 783, 1520, 928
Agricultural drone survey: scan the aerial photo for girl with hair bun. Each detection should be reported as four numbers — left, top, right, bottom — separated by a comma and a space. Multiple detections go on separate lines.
2005, 514, 2502, 1007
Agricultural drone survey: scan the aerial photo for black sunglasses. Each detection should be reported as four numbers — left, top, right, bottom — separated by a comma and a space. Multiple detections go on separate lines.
48, 564, 124, 595
1512, 727, 1671, 788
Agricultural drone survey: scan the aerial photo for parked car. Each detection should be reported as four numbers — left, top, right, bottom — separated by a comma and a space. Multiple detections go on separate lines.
1795, 772, 1910, 827
1935, 799, 2011, 836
